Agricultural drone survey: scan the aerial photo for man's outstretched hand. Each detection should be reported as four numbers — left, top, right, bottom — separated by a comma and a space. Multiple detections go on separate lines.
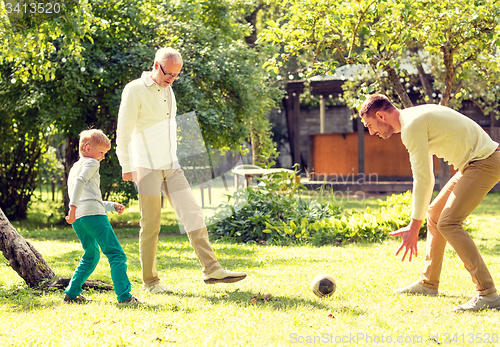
389, 219, 423, 262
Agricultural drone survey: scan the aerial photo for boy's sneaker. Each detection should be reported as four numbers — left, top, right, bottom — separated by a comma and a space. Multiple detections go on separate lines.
63, 294, 89, 304
394, 281, 438, 296
118, 295, 142, 306
453, 294, 500, 312
203, 268, 247, 284
144, 283, 173, 294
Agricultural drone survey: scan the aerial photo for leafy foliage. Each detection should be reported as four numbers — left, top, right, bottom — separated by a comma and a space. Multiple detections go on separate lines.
0, 65, 47, 220
261, 0, 500, 110
310, 191, 427, 246
0, 0, 93, 82
1, 0, 281, 220
209, 167, 429, 245
209, 168, 335, 244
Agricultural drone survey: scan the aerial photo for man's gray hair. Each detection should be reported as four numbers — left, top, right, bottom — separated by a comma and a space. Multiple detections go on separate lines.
155, 47, 182, 65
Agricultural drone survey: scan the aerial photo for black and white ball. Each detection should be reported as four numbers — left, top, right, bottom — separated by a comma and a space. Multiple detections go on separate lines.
311, 274, 336, 298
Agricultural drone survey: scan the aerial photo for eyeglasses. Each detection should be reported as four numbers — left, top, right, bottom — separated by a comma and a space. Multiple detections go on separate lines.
159, 64, 181, 80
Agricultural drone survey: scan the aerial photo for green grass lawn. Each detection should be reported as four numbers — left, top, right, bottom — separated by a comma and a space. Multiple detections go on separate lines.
1, 193, 500, 346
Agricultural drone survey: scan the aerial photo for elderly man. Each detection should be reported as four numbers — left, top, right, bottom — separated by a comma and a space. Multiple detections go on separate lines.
359, 93, 500, 311
116, 47, 246, 293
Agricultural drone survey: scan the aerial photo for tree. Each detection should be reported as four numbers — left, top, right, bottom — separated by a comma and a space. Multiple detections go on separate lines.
0, 0, 281, 289
0, 208, 112, 290
261, 0, 427, 108
261, 0, 500, 187
0, 209, 55, 287
261, 0, 500, 107
0, 0, 93, 82
1, 0, 282, 218
0, 64, 47, 220
420, 1, 500, 107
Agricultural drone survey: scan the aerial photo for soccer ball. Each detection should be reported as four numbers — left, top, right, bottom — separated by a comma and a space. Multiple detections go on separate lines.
311, 274, 336, 298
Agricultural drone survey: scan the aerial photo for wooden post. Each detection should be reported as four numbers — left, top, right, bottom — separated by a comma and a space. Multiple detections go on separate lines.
357, 117, 365, 176
293, 92, 301, 166
320, 95, 325, 134
208, 182, 212, 205
308, 134, 315, 175
200, 182, 205, 208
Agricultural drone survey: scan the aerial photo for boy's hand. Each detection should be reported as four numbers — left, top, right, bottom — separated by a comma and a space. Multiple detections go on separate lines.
114, 203, 125, 214
65, 205, 77, 224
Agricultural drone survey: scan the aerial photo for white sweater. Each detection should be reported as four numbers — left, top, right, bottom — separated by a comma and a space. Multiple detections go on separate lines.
67, 157, 116, 220
399, 104, 498, 220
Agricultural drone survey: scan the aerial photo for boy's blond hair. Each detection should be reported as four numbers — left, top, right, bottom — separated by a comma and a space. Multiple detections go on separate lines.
79, 129, 111, 158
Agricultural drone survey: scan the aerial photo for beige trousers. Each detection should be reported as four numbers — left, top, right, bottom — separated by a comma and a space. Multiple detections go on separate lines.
420, 149, 500, 295
137, 167, 221, 286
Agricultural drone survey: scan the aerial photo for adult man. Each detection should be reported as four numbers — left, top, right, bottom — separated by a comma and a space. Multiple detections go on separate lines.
116, 47, 246, 293
359, 93, 500, 311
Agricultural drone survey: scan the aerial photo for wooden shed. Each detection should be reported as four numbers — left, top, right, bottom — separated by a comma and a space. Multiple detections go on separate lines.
282, 69, 500, 193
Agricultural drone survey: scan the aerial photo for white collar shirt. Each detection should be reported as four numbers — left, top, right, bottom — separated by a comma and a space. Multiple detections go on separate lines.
116, 71, 179, 173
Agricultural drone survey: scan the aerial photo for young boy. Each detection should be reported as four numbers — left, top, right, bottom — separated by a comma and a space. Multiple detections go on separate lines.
64, 129, 140, 305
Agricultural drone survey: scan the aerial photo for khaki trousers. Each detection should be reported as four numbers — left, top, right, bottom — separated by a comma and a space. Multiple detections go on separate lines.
420, 150, 500, 295
137, 167, 221, 286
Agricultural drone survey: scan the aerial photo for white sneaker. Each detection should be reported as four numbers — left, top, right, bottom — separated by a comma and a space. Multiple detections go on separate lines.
203, 268, 247, 284
453, 294, 500, 312
143, 283, 173, 294
394, 281, 438, 296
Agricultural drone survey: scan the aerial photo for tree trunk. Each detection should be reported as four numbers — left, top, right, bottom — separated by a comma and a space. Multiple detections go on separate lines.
490, 112, 500, 142
384, 65, 413, 108
244, 3, 265, 47
0, 208, 113, 291
250, 120, 255, 165
441, 45, 455, 109
0, 208, 56, 287
61, 133, 79, 220
437, 46, 455, 189
416, 63, 434, 102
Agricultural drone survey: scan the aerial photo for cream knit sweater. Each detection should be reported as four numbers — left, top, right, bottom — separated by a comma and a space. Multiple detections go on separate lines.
399, 104, 498, 220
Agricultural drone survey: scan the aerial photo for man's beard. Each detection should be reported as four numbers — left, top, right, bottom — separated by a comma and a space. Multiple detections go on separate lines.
378, 122, 394, 139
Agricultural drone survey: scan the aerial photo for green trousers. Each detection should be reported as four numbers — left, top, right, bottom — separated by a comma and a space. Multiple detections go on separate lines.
65, 215, 132, 302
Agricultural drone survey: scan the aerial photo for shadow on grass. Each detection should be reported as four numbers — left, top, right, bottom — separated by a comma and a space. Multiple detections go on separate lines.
476, 241, 500, 256
0, 285, 365, 315
436, 293, 471, 299
14, 225, 183, 242
471, 192, 500, 215
164, 289, 368, 315
45, 243, 259, 274
0, 285, 58, 311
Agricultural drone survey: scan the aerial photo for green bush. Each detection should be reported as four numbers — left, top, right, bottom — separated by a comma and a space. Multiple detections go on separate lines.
208, 169, 336, 244
213, 154, 453, 245
310, 191, 428, 246
208, 163, 430, 245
